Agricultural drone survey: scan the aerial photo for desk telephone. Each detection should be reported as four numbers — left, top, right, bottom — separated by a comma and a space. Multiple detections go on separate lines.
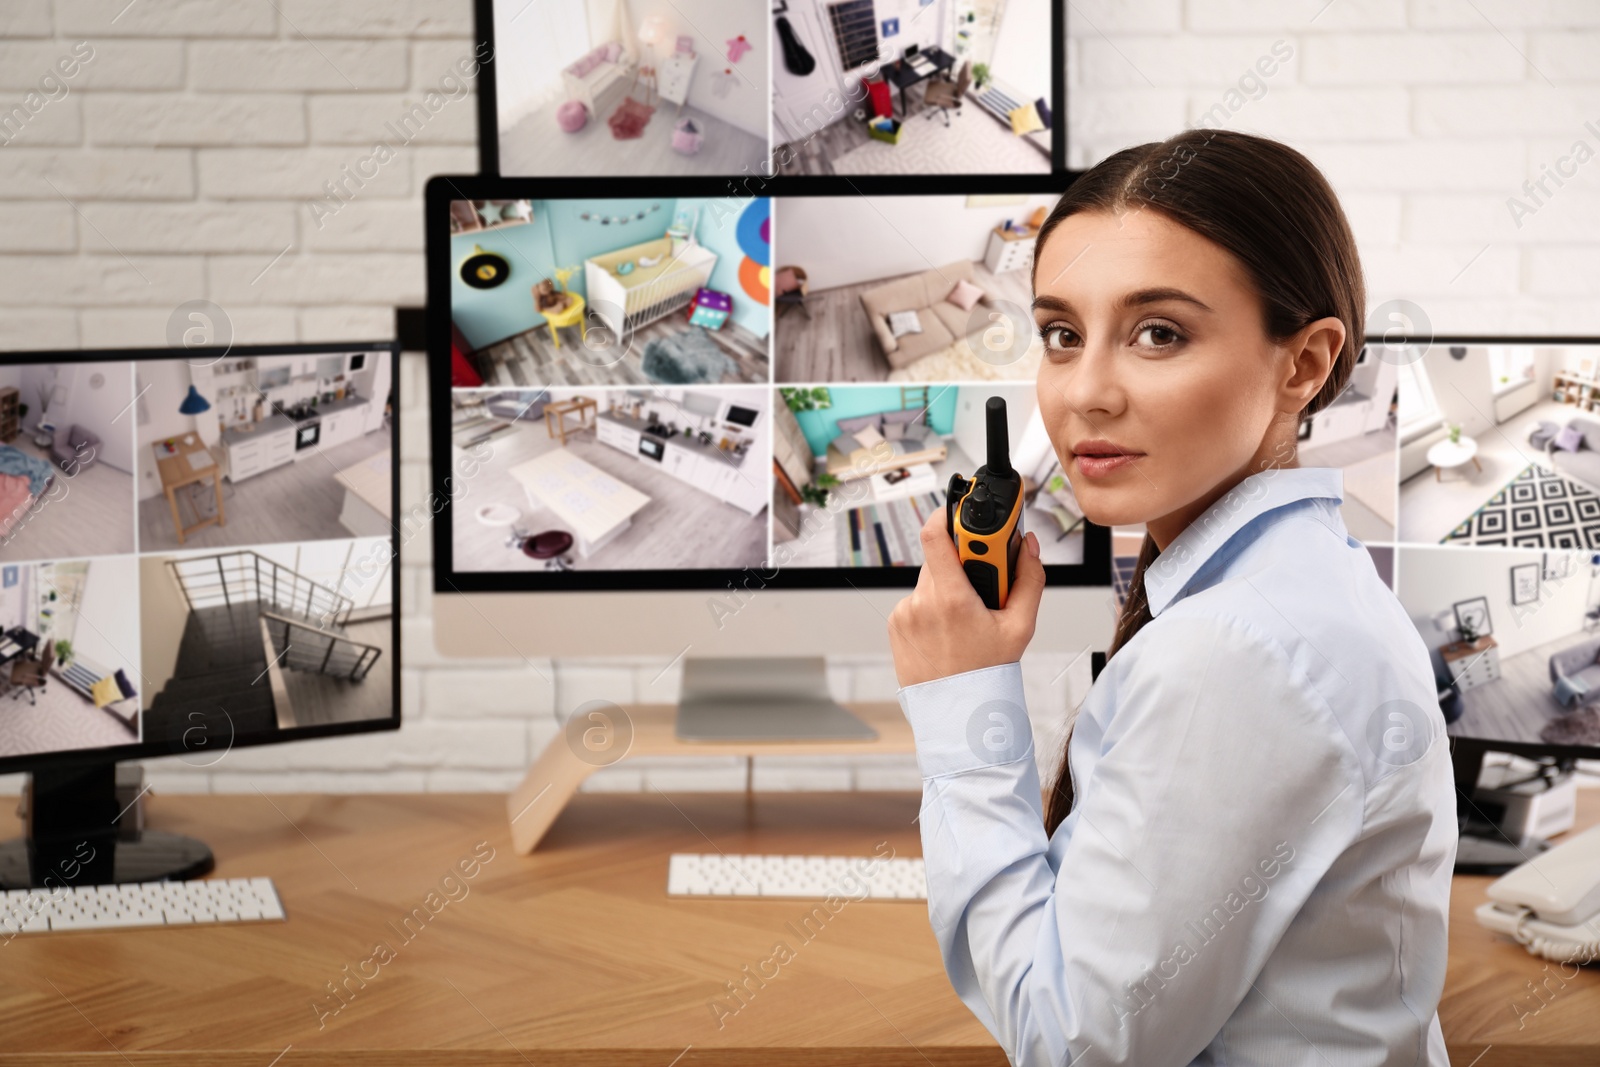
1475, 821, 1600, 965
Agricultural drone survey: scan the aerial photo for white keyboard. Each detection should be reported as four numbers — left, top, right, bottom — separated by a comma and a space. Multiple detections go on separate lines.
1, 877, 285, 934
667, 853, 927, 900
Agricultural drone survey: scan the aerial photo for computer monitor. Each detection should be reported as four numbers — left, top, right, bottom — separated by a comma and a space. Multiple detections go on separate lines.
1390, 334, 1600, 870
0, 343, 401, 888
426, 174, 1115, 738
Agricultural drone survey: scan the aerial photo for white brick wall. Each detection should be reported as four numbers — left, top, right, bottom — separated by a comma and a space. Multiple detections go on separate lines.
1067, 0, 1600, 334
1, 1, 1596, 801
0, 0, 475, 352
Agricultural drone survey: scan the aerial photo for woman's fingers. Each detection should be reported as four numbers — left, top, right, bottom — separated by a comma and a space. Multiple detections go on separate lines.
891, 496, 1040, 687
1002, 531, 1047, 638
917, 501, 970, 599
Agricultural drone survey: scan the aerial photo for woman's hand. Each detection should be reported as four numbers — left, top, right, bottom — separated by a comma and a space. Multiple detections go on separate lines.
888, 505, 1046, 689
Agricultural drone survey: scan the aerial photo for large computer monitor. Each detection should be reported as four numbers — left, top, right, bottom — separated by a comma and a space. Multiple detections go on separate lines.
1390, 335, 1600, 871
425, 174, 1115, 738
0, 343, 400, 888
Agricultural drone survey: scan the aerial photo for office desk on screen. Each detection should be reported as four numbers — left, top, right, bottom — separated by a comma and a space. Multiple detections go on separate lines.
2, 786, 1595, 1065
0, 626, 39, 667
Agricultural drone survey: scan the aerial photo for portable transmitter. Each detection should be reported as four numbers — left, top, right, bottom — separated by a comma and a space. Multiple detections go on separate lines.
947, 397, 1025, 609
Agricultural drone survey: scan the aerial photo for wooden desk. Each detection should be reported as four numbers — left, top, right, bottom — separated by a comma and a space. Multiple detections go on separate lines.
543, 395, 596, 445
1441, 786, 1600, 1064
3, 790, 1596, 1065
152, 433, 224, 545
0, 790, 984, 1065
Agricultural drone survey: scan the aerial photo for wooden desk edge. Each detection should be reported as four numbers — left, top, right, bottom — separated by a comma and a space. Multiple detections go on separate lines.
506, 702, 911, 854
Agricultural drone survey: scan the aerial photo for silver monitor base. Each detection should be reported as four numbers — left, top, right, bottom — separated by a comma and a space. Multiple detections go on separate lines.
674, 656, 879, 741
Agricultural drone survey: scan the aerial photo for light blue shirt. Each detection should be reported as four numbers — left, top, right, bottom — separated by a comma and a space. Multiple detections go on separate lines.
897, 465, 1457, 1067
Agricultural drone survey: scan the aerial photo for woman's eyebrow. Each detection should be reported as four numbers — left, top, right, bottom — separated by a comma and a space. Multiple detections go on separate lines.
1032, 287, 1215, 315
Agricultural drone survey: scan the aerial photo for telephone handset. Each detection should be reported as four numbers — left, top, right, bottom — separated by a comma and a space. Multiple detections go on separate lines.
1475, 821, 1600, 965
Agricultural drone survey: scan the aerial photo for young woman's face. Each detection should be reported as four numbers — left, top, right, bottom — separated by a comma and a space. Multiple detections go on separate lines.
1032, 207, 1308, 547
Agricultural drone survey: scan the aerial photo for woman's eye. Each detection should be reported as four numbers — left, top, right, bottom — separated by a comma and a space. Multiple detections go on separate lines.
1040, 325, 1078, 352
1135, 323, 1183, 347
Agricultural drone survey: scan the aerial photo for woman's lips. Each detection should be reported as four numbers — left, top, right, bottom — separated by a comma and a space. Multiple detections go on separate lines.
1073, 452, 1143, 478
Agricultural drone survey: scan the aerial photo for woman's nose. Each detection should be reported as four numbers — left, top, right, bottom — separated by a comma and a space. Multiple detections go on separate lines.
1052, 342, 1122, 418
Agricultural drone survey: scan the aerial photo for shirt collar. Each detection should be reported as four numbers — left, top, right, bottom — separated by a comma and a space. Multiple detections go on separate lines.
1143, 465, 1346, 617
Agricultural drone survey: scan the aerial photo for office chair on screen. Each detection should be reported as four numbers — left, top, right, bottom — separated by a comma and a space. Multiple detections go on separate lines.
924, 61, 970, 127
10, 642, 53, 705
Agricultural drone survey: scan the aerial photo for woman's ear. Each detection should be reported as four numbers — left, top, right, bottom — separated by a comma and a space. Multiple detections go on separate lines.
1281, 315, 1346, 411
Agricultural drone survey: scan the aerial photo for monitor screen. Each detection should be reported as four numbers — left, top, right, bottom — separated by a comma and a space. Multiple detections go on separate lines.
0, 344, 400, 774
481, 0, 772, 179
1392, 337, 1600, 760
1398, 543, 1598, 756
476, 0, 1062, 177
426, 176, 1110, 593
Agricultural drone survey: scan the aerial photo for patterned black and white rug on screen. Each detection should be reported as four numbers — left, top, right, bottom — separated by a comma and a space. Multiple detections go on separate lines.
1442, 462, 1600, 547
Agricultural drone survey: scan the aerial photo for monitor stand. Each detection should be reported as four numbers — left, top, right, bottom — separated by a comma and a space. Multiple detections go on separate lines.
0, 763, 213, 889
674, 656, 879, 741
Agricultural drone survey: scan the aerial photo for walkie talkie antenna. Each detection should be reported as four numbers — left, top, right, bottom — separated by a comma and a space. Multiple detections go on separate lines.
986, 396, 1012, 477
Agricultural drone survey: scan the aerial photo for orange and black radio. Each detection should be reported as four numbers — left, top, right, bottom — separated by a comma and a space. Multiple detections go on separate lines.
947, 396, 1025, 609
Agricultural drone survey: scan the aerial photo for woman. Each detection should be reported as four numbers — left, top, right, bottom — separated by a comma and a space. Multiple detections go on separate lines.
888, 129, 1457, 1066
